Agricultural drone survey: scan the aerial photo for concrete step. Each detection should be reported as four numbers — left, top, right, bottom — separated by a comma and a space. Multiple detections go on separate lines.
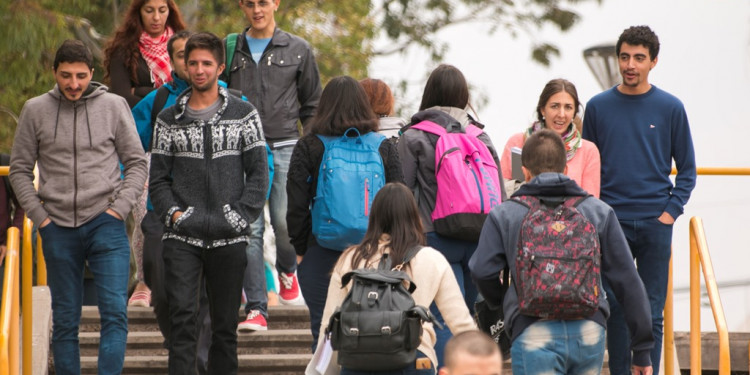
80, 304, 311, 332
52, 304, 314, 374
77, 353, 312, 374
79, 329, 313, 356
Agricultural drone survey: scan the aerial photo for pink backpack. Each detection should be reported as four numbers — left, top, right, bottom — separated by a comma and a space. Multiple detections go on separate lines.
411, 120, 502, 241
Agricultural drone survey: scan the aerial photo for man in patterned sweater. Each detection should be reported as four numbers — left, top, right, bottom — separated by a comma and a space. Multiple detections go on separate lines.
149, 32, 269, 375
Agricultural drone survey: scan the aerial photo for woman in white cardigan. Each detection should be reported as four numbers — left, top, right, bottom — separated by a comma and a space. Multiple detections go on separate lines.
312, 183, 477, 374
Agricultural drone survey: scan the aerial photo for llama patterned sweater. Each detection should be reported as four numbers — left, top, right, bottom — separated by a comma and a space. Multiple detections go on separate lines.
149, 86, 269, 248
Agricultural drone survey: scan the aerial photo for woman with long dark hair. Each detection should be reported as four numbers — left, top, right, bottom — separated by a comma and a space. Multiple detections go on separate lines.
286, 76, 404, 349
102, 0, 186, 309
397, 64, 505, 368
312, 183, 477, 374
500, 78, 600, 197
103, 0, 187, 108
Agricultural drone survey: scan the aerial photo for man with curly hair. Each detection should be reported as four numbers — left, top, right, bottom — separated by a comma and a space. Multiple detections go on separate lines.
583, 25, 697, 375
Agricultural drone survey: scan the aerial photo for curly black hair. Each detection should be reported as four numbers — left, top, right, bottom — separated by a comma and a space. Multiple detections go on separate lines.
617, 25, 660, 60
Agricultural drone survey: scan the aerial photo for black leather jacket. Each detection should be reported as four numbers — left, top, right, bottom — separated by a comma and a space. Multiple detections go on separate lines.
223, 27, 322, 143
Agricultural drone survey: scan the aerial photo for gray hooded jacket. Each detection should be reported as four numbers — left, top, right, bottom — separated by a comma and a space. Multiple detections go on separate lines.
10, 82, 147, 228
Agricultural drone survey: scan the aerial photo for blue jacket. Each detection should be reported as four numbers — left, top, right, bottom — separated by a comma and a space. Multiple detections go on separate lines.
582, 85, 696, 220
132, 72, 190, 151
469, 173, 655, 367
132, 75, 273, 211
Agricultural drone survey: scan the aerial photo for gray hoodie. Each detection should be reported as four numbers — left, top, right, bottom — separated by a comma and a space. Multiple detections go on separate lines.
10, 82, 147, 228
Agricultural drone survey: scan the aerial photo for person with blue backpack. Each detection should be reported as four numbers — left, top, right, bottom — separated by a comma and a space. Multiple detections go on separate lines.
286, 76, 404, 350
398, 64, 506, 368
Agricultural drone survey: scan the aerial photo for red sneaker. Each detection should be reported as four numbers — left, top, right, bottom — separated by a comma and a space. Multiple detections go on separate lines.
237, 310, 267, 332
278, 272, 304, 305
128, 290, 151, 307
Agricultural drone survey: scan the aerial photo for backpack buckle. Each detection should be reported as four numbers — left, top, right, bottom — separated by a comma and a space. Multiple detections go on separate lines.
381, 326, 391, 335
368, 291, 379, 300
349, 328, 359, 335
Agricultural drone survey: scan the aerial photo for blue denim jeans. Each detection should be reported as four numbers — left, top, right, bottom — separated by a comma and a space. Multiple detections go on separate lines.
244, 213, 268, 318
268, 145, 298, 274
341, 351, 436, 375
511, 320, 605, 375
605, 217, 673, 375
425, 232, 478, 369
40, 212, 130, 375
297, 244, 342, 352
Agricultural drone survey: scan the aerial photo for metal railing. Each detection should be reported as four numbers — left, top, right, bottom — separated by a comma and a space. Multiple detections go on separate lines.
662, 167, 748, 375
688, 217, 730, 375
671, 167, 750, 176
0, 165, 41, 375
0, 227, 21, 375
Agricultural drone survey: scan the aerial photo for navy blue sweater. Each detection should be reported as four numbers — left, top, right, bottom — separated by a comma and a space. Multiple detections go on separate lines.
582, 86, 696, 220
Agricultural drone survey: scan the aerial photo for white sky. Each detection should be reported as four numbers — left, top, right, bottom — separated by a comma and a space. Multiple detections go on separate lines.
371, 0, 750, 331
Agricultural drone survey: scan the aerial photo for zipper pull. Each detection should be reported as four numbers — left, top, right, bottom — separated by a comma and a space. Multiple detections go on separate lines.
364, 178, 370, 216
267, 54, 273, 66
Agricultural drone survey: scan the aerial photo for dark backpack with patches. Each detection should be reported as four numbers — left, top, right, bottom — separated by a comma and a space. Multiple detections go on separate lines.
512, 195, 601, 320
326, 247, 441, 371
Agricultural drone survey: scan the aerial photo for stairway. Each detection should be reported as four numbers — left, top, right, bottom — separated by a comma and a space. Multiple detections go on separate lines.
52, 305, 313, 374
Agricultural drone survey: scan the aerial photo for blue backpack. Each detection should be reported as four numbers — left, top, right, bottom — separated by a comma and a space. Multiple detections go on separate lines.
312, 128, 386, 251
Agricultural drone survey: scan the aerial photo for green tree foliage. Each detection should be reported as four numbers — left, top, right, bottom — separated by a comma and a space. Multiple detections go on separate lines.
0, 0, 596, 153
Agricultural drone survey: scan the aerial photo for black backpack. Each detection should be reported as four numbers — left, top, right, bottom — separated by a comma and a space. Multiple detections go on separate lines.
326, 247, 441, 371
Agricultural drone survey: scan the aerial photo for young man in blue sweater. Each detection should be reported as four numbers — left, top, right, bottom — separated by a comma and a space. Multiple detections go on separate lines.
582, 25, 697, 375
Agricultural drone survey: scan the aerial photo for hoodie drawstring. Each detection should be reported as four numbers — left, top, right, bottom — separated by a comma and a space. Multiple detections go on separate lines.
53, 98, 61, 142
84, 100, 93, 148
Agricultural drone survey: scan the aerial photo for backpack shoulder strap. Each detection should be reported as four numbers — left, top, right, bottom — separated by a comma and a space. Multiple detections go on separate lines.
512, 195, 539, 210
465, 124, 485, 137
360, 131, 387, 148
315, 134, 337, 149
411, 120, 447, 137
224, 33, 240, 83
566, 195, 592, 208
228, 88, 243, 99
402, 245, 423, 265
389, 245, 423, 271
151, 85, 171, 126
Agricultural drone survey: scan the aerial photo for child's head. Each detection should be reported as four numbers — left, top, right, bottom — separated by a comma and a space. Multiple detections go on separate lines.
439, 331, 503, 375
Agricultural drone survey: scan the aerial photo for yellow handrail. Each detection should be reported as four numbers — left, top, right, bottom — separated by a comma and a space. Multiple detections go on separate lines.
0, 227, 21, 375
671, 167, 750, 175
0, 165, 40, 375
22, 218, 34, 375
664, 254, 675, 375
662, 167, 747, 375
689, 217, 730, 375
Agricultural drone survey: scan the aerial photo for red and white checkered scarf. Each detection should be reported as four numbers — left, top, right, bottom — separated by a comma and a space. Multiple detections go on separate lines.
139, 26, 174, 87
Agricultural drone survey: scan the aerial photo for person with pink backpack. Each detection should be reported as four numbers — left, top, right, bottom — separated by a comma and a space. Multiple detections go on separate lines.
397, 64, 506, 368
